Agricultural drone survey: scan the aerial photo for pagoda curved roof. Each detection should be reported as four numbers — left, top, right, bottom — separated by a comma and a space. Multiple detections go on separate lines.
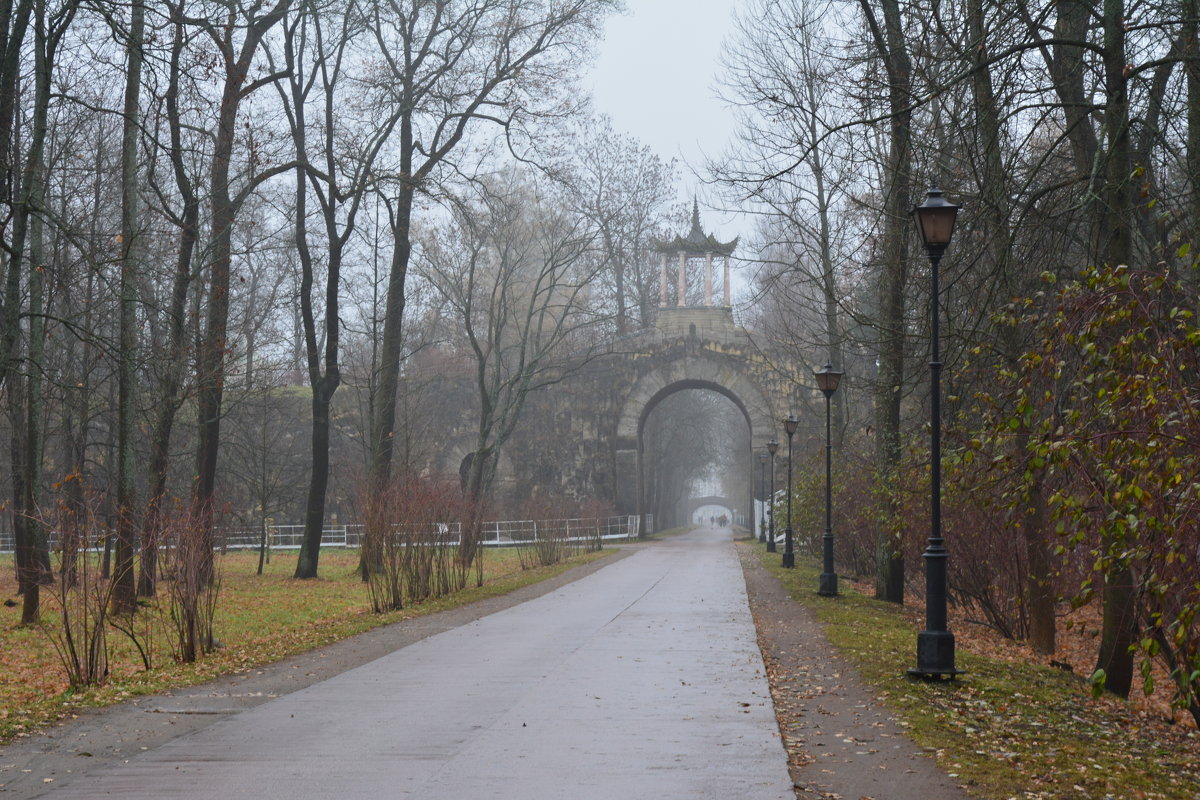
654, 201, 738, 256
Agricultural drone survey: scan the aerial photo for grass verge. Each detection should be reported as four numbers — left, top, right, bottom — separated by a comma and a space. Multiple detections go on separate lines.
0, 546, 612, 743
756, 548, 1199, 800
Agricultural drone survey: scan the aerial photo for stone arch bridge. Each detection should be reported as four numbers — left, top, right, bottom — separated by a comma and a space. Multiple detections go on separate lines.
485, 305, 814, 533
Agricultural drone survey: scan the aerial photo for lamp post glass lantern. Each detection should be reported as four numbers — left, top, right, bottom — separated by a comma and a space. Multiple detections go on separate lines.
909, 185, 962, 678
814, 364, 843, 396
814, 365, 843, 596
912, 186, 959, 253
758, 452, 768, 543
782, 415, 798, 568
766, 439, 778, 552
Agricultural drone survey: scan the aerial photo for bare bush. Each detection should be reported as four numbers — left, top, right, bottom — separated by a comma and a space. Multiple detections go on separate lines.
360, 476, 466, 612
513, 496, 604, 568
160, 503, 222, 663
36, 482, 112, 689
531, 522, 569, 568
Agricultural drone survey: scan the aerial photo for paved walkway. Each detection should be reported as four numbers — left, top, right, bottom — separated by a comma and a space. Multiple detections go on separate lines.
32, 528, 793, 799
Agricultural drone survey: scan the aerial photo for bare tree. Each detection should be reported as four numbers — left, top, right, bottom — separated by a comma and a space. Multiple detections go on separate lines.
417, 167, 606, 564
138, 4, 203, 597
715, 0, 862, 437
186, 0, 294, 573
855, 0, 916, 603
111, 0, 145, 615
1, 0, 80, 624
269, 0, 418, 578
363, 0, 618, 489
567, 116, 680, 335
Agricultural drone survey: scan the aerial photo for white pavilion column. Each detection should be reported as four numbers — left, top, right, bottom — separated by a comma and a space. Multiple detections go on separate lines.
704, 252, 713, 306
659, 252, 668, 307
677, 252, 686, 307
723, 255, 731, 306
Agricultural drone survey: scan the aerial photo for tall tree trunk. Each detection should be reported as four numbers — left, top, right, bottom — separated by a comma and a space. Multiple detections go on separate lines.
1094, 0, 1138, 697
256, 399, 271, 575
282, 12, 347, 579
0, 0, 34, 250
1, 45, 28, 601
21, 157, 49, 627
369, 184, 414, 488
860, 0, 912, 604
1045, 0, 1103, 260
968, 0, 1011, 282
461, 442, 494, 571
970, 0, 1057, 652
9, 0, 69, 624
609, 229, 628, 336
1023, 463, 1056, 654
192, 74, 240, 577
140, 12, 199, 597
292, 156, 332, 579
1134, 31, 1186, 264
63, 203, 98, 590
191, 1, 292, 580
10, 412, 29, 597
296, 381, 335, 578
1050, 0, 1102, 181
112, 0, 145, 615
1188, 0, 1200, 270
1095, 561, 1136, 695
805, 72, 846, 437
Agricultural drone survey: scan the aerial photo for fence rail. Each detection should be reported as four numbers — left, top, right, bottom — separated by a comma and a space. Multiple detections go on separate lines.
0, 515, 645, 555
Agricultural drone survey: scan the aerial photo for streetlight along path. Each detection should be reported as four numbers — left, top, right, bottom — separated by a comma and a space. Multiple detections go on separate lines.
16, 527, 794, 799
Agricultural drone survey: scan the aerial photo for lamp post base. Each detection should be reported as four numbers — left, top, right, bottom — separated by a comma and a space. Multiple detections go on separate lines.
766, 537, 776, 552
818, 572, 838, 596
782, 551, 794, 568
908, 630, 961, 679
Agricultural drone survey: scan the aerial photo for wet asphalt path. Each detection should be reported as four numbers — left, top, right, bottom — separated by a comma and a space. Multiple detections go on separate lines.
35, 527, 792, 799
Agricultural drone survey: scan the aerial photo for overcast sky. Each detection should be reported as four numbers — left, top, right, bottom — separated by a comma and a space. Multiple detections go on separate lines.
582, 0, 743, 241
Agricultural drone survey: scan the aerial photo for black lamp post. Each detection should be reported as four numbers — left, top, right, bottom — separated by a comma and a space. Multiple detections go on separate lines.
782, 415, 799, 568
758, 452, 768, 543
766, 439, 778, 552
814, 364, 843, 596
908, 185, 962, 679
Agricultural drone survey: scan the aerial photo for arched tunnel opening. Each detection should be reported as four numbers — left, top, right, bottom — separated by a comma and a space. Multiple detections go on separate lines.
640, 386, 751, 531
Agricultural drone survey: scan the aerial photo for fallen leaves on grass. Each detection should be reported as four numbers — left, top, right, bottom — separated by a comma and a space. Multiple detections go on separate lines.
765, 553, 1200, 800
